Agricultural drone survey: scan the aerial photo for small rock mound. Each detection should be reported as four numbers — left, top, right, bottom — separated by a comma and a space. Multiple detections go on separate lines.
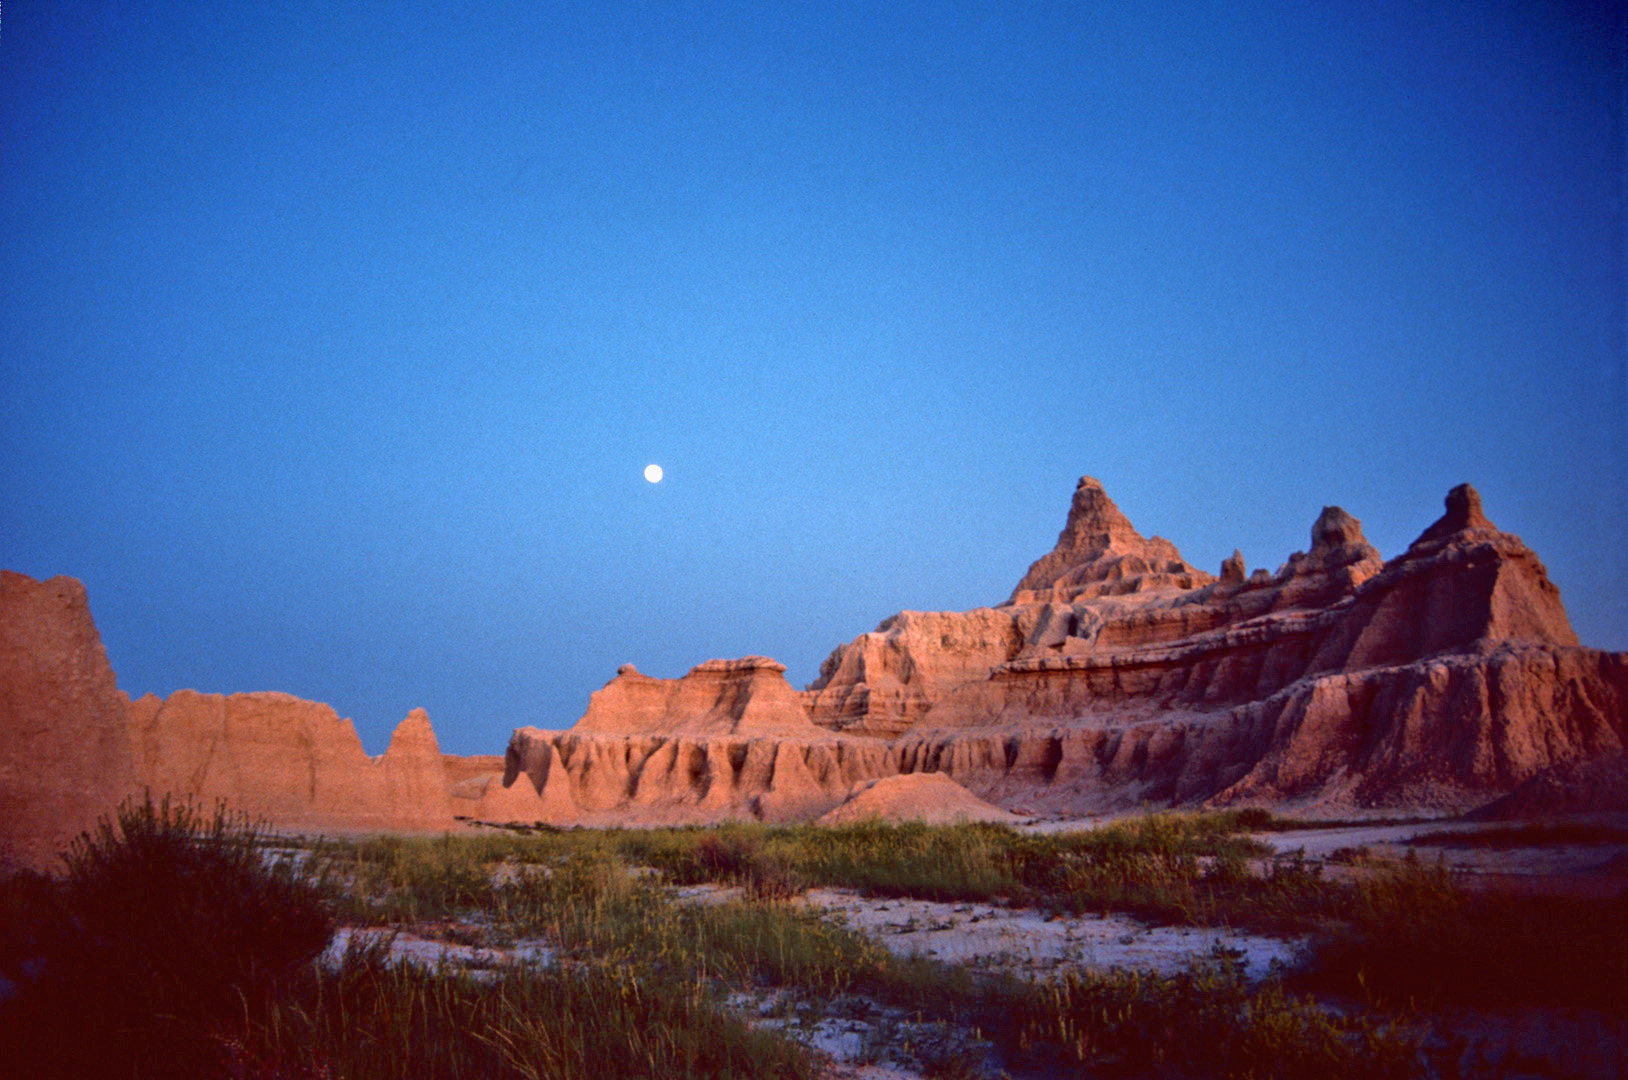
818, 772, 1022, 825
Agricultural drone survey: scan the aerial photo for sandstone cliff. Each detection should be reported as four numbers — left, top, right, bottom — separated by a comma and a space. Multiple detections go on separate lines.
502, 657, 896, 824
124, 690, 455, 831
8, 474, 1622, 846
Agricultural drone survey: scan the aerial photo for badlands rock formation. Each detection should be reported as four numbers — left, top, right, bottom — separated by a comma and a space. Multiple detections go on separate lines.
503, 479, 1627, 821
126, 692, 454, 831
0, 571, 138, 869
6, 474, 1623, 855
504, 657, 894, 825
0, 570, 460, 868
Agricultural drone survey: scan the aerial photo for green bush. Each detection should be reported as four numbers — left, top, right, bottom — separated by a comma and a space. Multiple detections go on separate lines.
0, 796, 334, 1078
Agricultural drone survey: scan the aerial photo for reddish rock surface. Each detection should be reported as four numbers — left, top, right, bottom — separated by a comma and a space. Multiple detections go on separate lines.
493, 478, 1624, 823
2, 570, 459, 864
0, 571, 138, 870
813, 481, 1623, 815
1472, 750, 1628, 820
574, 657, 825, 736
125, 690, 455, 831
818, 772, 1021, 825
7, 476, 1624, 844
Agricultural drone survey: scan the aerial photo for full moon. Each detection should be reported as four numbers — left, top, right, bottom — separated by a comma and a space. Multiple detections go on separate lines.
643, 463, 663, 483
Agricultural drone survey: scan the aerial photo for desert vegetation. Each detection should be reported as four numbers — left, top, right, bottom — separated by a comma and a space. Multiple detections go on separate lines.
2, 802, 1623, 1078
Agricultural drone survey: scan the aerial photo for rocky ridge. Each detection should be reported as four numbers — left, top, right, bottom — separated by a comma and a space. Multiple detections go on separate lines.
503, 479, 1626, 820
0, 570, 465, 869
5, 476, 1624, 863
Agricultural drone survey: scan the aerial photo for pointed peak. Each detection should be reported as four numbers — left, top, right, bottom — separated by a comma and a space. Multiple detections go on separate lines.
1409, 483, 1497, 551
1010, 476, 1210, 602
1220, 549, 1247, 585
1058, 476, 1144, 550
1310, 506, 1367, 555
385, 708, 441, 756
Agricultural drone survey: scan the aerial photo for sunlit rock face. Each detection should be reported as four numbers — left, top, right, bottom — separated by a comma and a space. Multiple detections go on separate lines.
0, 571, 138, 870
1, 569, 459, 865
573, 657, 824, 737
501, 658, 897, 824
497, 477, 1625, 822
5, 474, 1624, 846
125, 691, 455, 831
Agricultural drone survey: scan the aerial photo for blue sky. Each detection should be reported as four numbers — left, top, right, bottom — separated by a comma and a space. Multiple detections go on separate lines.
3, 2, 1623, 755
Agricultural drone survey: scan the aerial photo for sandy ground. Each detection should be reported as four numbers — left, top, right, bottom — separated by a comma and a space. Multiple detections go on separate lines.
803, 887, 1298, 979
324, 925, 554, 973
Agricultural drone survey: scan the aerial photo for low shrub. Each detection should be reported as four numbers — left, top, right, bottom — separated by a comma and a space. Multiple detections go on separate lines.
1008, 947, 1420, 1079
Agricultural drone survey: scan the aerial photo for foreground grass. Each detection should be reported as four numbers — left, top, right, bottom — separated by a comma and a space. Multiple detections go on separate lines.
7, 804, 1621, 1078
255, 940, 815, 1080
1295, 861, 1628, 1010
309, 812, 1628, 1015
308, 838, 1420, 1078
322, 811, 1347, 932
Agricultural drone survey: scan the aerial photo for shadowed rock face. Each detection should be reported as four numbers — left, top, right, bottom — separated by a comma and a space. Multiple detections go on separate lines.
502, 479, 1626, 821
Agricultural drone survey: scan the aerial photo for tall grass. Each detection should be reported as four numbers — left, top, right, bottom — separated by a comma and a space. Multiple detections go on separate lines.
1007, 948, 1420, 1079
312, 831, 1429, 1077
1295, 860, 1628, 1010
12, 804, 1615, 1078
245, 936, 815, 1080
0, 796, 333, 1079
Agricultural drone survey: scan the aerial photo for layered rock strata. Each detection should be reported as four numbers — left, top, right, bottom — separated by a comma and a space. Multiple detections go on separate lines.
499, 479, 1625, 820
503, 657, 893, 824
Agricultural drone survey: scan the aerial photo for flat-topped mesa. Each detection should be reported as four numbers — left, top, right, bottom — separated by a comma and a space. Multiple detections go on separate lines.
1008, 477, 1212, 603
571, 655, 826, 737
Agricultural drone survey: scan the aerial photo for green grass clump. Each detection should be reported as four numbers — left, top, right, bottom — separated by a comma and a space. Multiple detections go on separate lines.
310, 812, 1352, 937
0, 796, 334, 1079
